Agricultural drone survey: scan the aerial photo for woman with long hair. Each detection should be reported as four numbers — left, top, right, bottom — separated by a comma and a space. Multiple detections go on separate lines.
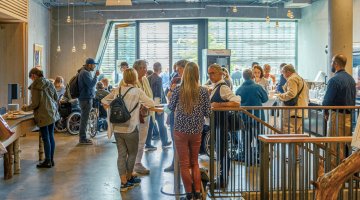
102, 68, 155, 192
168, 62, 211, 200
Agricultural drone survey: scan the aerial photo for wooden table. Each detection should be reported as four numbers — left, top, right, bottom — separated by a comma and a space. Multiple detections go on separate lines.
1, 115, 35, 179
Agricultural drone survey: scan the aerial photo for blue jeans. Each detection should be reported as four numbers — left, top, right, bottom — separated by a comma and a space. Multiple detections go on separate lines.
146, 113, 169, 146
79, 99, 92, 141
40, 123, 55, 160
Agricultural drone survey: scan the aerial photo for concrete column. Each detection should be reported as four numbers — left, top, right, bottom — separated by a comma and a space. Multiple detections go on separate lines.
328, 0, 353, 74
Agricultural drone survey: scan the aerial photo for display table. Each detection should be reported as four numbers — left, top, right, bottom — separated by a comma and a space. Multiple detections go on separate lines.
1, 115, 35, 179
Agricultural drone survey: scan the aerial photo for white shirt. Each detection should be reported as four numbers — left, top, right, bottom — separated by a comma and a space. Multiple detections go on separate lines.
102, 84, 155, 133
210, 80, 241, 103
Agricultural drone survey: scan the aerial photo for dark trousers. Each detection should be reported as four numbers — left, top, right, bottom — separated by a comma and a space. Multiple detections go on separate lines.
146, 113, 169, 146
241, 118, 261, 164
40, 123, 55, 160
79, 99, 92, 141
216, 113, 230, 185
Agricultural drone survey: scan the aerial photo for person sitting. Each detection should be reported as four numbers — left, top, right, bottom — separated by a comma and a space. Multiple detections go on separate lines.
95, 82, 110, 118
54, 76, 66, 98
101, 78, 112, 92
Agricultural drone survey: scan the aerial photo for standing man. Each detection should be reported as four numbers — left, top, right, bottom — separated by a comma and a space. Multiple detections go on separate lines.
322, 54, 356, 163
78, 58, 100, 145
236, 69, 268, 164
276, 63, 287, 93
146, 62, 172, 149
133, 60, 153, 175
208, 64, 240, 188
277, 64, 309, 135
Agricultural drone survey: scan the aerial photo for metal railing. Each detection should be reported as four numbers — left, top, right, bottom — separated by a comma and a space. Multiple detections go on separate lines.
208, 106, 360, 199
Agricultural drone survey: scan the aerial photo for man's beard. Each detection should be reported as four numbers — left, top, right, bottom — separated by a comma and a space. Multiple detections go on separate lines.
331, 66, 336, 73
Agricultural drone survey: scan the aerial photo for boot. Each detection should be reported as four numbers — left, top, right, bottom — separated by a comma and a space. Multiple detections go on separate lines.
180, 193, 193, 200
51, 159, 55, 167
194, 192, 202, 200
36, 159, 52, 168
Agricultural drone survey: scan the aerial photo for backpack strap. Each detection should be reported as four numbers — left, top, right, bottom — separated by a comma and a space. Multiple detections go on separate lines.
119, 87, 139, 114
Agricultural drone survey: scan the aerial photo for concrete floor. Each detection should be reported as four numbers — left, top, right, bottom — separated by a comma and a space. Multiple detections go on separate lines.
0, 131, 182, 200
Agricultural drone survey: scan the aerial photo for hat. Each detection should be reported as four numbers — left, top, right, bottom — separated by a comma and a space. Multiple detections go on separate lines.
85, 58, 98, 65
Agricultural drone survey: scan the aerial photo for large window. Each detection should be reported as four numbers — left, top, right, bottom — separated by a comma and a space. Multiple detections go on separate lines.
139, 22, 170, 71
208, 20, 296, 74
208, 20, 226, 49
172, 24, 198, 66
99, 22, 136, 85
228, 21, 296, 73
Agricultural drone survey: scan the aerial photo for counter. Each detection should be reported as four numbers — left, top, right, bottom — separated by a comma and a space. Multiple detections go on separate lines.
1, 114, 35, 179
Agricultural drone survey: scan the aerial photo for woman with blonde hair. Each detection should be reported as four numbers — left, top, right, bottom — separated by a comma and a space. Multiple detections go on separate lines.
168, 62, 211, 200
102, 68, 155, 192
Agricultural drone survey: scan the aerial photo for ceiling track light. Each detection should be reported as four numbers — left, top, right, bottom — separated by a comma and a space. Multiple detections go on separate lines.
275, 21, 279, 28
266, 16, 270, 23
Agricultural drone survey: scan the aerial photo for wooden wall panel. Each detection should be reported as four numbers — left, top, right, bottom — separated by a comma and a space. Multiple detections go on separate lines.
0, 0, 28, 22
0, 23, 26, 109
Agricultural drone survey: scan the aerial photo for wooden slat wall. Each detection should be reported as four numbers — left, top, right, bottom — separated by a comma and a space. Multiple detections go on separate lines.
0, 23, 26, 108
0, 0, 28, 22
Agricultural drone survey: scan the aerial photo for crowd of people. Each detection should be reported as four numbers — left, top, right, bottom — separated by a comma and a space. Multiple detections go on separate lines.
22, 54, 355, 200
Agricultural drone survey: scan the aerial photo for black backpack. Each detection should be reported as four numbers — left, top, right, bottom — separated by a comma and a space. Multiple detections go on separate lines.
110, 87, 138, 124
68, 73, 80, 99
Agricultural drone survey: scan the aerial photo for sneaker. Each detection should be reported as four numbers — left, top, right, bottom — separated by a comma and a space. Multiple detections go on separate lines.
120, 182, 134, 192
79, 139, 93, 145
162, 141, 172, 149
194, 192, 202, 200
128, 176, 141, 186
134, 163, 150, 175
145, 145, 157, 151
164, 164, 174, 172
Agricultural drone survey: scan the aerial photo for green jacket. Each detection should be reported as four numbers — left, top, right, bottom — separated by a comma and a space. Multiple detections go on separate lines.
23, 77, 60, 127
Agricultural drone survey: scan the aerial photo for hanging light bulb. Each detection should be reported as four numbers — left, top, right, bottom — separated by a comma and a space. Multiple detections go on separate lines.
57, 2, 61, 53
287, 9, 294, 19
266, 16, 270, 23
82, 4, 87, 50
67, 0, 71, 23
232, 6, 237, 13
72, 45, 76, 52
66, 15, 71, 23
275, 21, 279, 28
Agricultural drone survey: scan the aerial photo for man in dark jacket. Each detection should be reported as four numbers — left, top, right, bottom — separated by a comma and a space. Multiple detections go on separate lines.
78, 58, 100, 145
323, 54, 356, 165
146, 62, 171, 149
236, 69, 268, 165
209, 64, 240, 188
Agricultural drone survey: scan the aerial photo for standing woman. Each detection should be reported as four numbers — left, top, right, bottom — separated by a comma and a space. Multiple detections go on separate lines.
102, 68, 155, 192
168, 62, 211, 200
22, 68, 59, 168
252, 65, 269, 91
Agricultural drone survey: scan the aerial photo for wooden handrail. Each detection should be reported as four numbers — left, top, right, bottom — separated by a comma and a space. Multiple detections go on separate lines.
211, 106, 360, 111
258, 135, 352, 144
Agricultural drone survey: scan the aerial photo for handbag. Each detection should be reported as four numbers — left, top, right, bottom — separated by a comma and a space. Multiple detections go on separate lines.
283, 80, 304, 106
228, 111, 245, 132
0, 115, 15, 142
139, 105, 150, 124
